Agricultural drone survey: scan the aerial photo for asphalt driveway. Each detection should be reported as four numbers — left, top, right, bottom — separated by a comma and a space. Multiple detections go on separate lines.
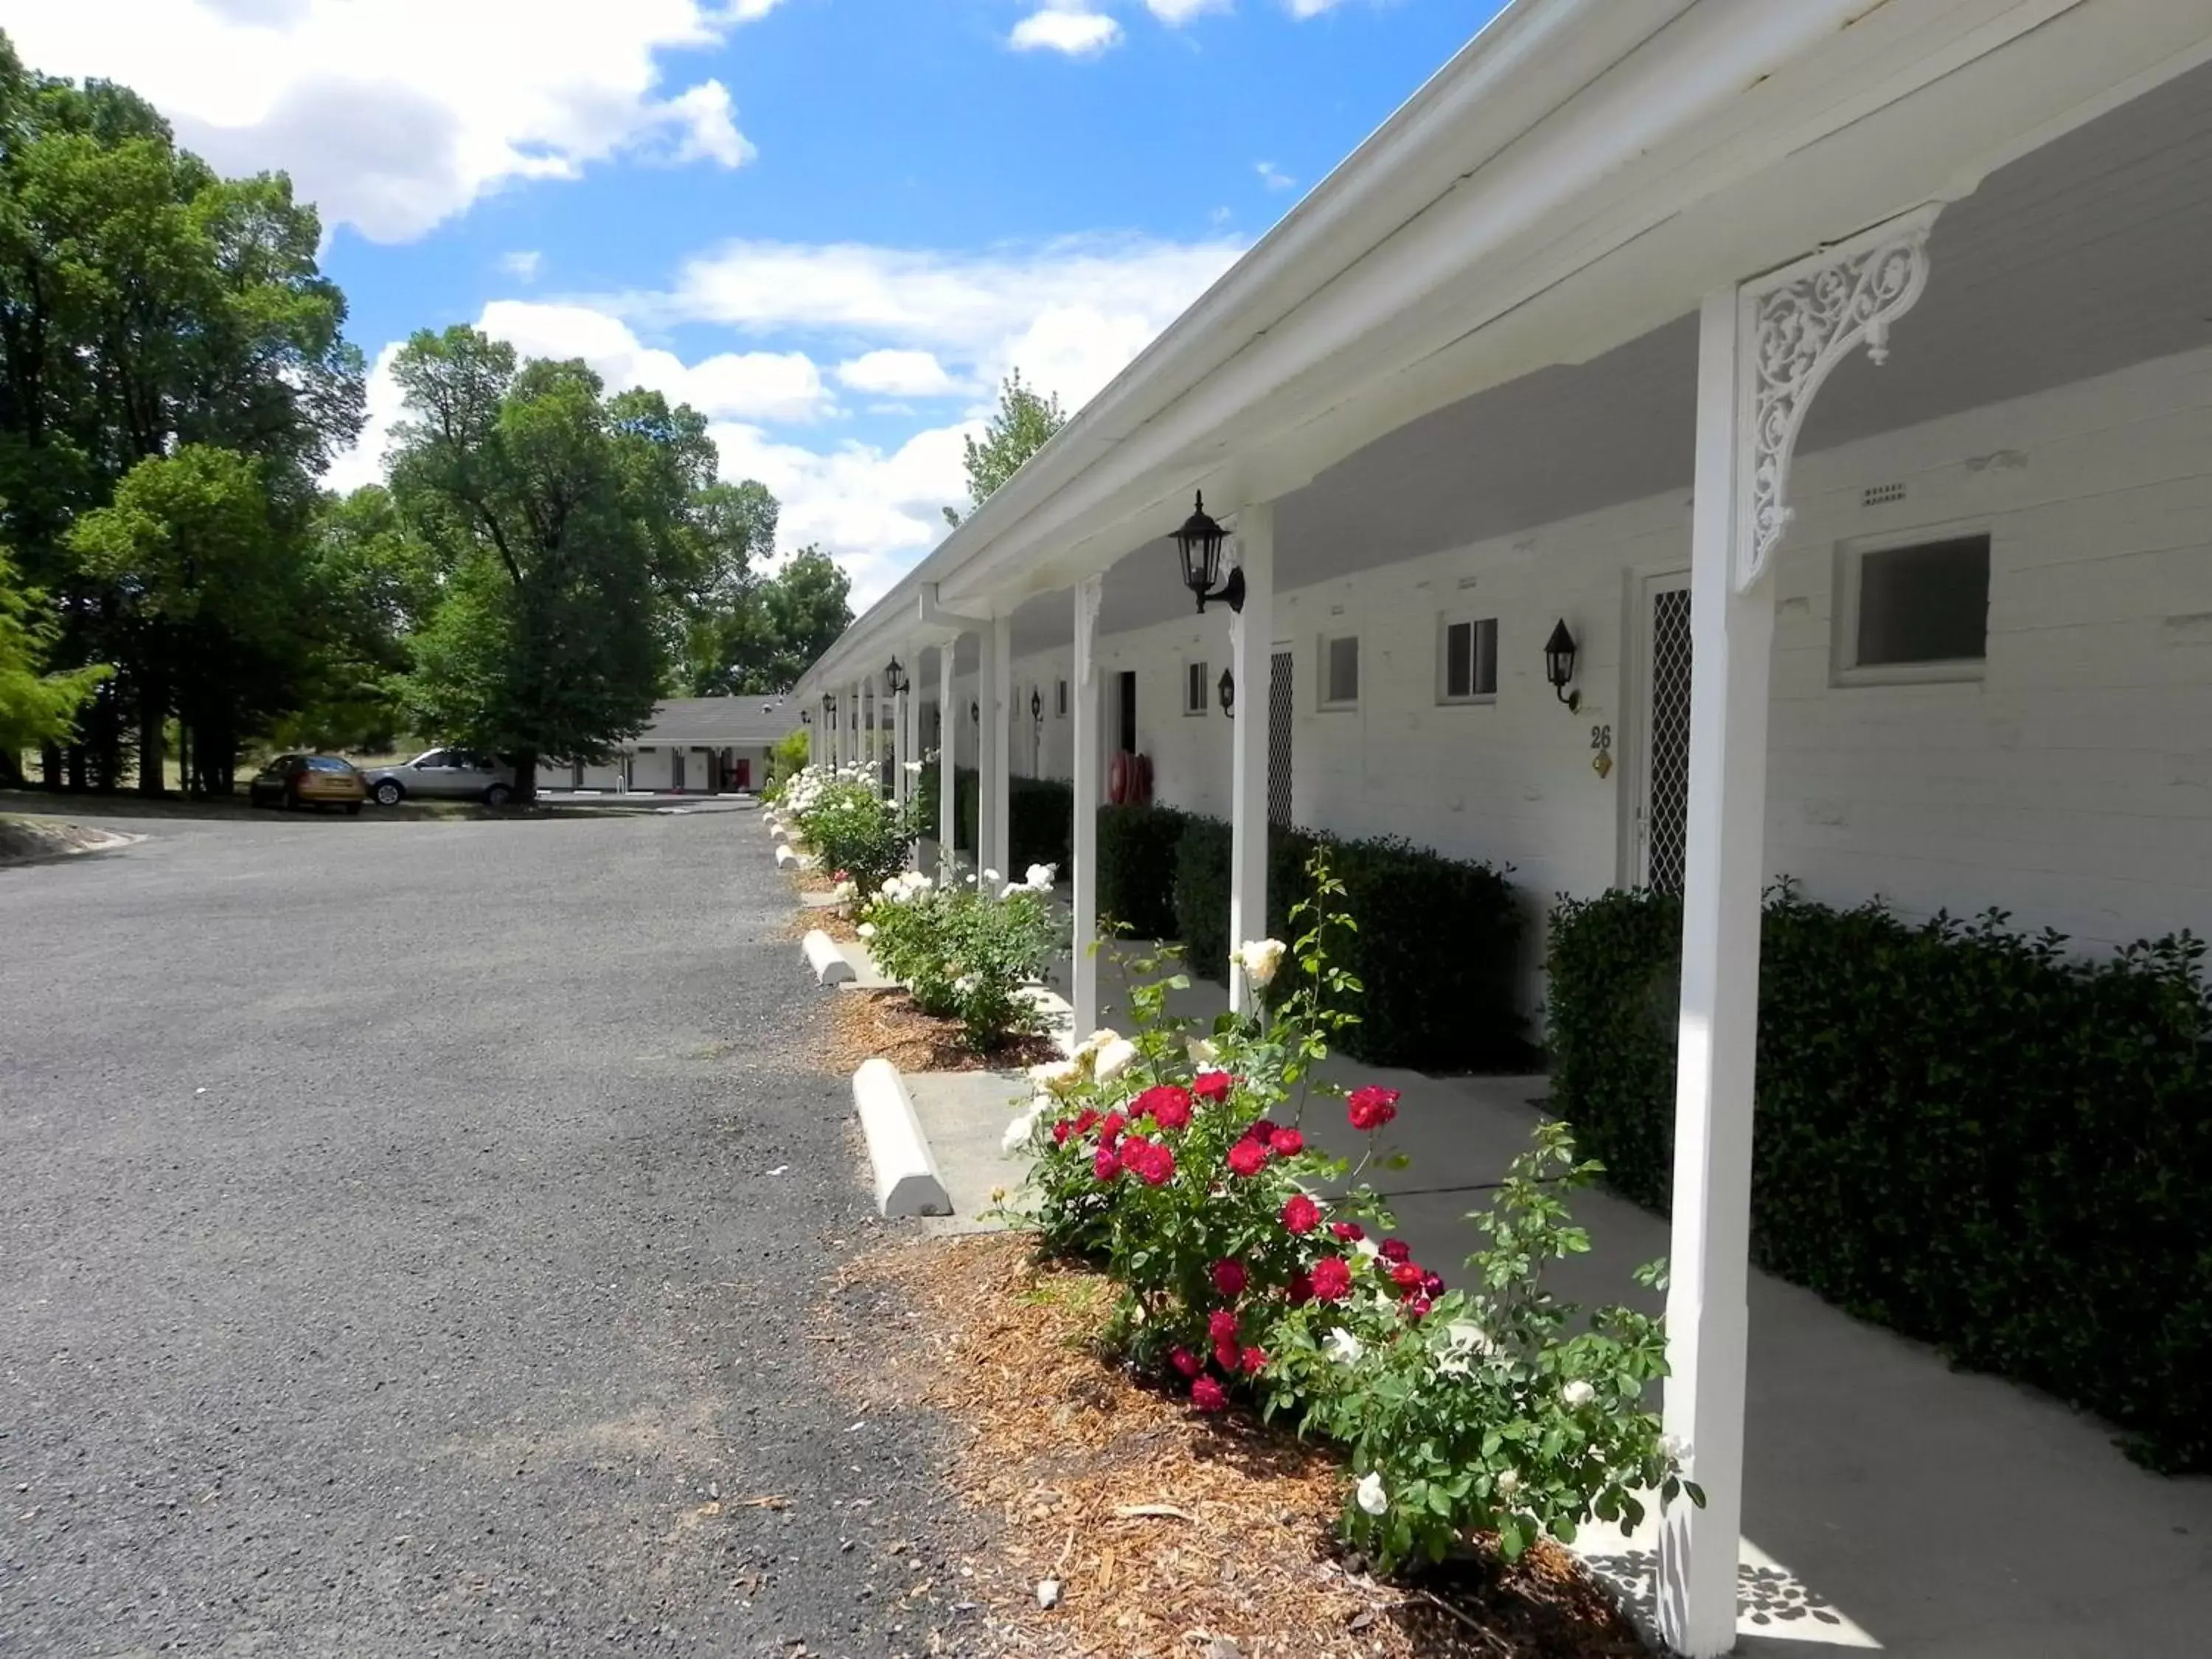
1, 804, 974, 1656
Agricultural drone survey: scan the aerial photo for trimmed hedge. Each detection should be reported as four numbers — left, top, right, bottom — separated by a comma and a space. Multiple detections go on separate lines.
1171, 814, 1529, 1073
1096, 804, 1188, 939
1548, 885, 2212, 1472
914, 766, 1071, 873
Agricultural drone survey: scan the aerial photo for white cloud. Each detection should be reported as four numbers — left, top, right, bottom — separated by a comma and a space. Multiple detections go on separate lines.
1145, 0, 1232, 21
498, 250, 544, 282
653, 234, 1241, 414
1256, 160, 1295, 191
1283, 0, 1350, 15
477, 300, 832, 423
1010, 4, 1122, 57
0, 0, 779, 242
835, 349, 961, 399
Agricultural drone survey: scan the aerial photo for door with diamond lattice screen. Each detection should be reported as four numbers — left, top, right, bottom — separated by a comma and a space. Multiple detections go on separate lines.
1267, 647, 1293, 827
1635, 575, 1693, 894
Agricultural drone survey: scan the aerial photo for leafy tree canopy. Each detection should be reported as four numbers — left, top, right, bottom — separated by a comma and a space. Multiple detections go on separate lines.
943, 369, 1064, 528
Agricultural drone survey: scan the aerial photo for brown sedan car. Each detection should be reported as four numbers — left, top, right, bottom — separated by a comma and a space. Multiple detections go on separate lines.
248, 754, 366, 814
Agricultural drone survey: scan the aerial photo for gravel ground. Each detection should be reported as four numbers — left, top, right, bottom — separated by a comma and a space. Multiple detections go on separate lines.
0, 802, 987, 1658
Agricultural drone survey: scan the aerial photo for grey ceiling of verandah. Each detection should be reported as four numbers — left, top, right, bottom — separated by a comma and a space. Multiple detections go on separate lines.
974, 54, 2212, 663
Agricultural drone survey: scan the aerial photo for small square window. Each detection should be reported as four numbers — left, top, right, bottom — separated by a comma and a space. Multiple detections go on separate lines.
1321, 633, 1360, 709
1055, 678, 1068, 717
1439, 616, 1498, 703
1184, 660, 1210, 716
1837, 532, 1989, 683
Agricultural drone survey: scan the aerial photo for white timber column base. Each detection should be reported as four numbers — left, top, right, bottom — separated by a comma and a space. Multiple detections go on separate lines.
987, 613, 1013, 879
1071, 575, 1104, 1035
1226, 502, 1274, 1017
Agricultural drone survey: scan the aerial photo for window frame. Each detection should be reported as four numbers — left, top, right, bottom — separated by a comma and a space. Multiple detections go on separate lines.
1055, 678, 1069, 719
1183, 658, 1211, 717
1832, 524, 1992, 688
1436, 613, 1499, 706
1318, 631, 1360, 712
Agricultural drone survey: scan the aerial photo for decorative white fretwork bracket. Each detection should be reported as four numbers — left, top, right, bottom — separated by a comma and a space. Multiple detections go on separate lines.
1733, 203, 1941, 591
1074, 574, 1104, 688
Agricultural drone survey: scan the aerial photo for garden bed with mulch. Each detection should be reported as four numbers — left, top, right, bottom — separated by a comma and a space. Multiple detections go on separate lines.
824, 1232, 1647, 1659
822, 987, 1061, 1077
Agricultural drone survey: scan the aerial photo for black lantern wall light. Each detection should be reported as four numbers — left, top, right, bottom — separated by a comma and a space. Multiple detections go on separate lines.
1543, 619, 1581, 712
883, 655, 908, 697
1217, 667, 1235, 719
1172, 492, 1243, 613
1030, 687, 1044, 726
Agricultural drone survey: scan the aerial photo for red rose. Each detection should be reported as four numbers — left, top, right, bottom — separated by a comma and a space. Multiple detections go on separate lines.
1208, 1308, 1241, 1347
1281, 1194, 1321, 1235
1052, 1120, 1072, 1146
1225, 1139, 1268, 1178
1310, 1257, 1354, 1301
1421, 1272, 1444, 1298
1214, 1339, 1241, 1374
1126, 1140, 1176, 1186
1391, 1262, 1424, 1292
1379, 1237, 1412, 1265
1211, 1259, 1248, 1298
1192, 1071, 1237, 1104
1093, 1145, 1120, 1182
1243, 1119, 1278, 1143
1190, 1376, 1228, 1413
1346, 1085, 1400, 1133
1241, 1346, 1267, 1375
1269, 1127, 1304, 1157
1286, 1270, 1315, 1306
1134, 1084, 1193, 1130
1408, 1296, 1433, 1319
1097, 1111, 1127, 1147
1169, 1346, 1202, 1378
1074, 1108, 1100, 1135
1330, 1221, 1366, 1243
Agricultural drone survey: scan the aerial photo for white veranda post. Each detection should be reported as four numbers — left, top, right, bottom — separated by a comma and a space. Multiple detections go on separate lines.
988, 613, 1013, 879
1227, 502, 1274, 1015
937, 638, 959, 880
1071, 575, 1103, 1035
892, 668, 908, 810
1658, 209, 1936, 1658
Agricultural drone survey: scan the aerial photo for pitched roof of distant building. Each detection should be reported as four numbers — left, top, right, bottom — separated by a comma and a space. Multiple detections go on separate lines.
640, 697, 801, 745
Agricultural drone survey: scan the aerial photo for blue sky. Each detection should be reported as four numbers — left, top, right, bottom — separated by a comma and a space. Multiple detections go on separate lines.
4, 0, 1505, 600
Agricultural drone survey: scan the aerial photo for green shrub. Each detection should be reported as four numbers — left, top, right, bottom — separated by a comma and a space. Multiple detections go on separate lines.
1010, 777, 1072, 875
1096, 804, 1187, 939
1172, 815, 1529, 1073
861, 868, 1065, 1050
780, 767, 917, 898
1546, 884, 2212, 1472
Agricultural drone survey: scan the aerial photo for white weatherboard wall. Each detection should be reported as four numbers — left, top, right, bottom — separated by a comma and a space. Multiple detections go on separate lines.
1009, 344, 2212, 1001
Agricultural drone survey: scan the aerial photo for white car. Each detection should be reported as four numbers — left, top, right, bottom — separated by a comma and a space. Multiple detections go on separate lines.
363, 748, 517, 806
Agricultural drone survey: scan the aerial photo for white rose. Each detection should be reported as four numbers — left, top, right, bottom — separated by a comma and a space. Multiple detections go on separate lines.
1354, 1472, 1388, 1517
1495, 1469, 1520, 1498
903, 759, 924, 773
1352, 1237, 1381, 1260
1024, 863, 1057, 891
1028, 1059, 1083, 1098
1231, 938, 1287, 987
1001, 1105, 1044, 1157
1562, 1380, 1597, 1409
953, 974, 978, 997
857, 922, 877, 939
1663, 1433, 1692, 1463
1324, 1328, 1364, 1366
1091, 1037, 1138, 1084
981, 869, 1001, 885
1186, 1036, 1220, 1068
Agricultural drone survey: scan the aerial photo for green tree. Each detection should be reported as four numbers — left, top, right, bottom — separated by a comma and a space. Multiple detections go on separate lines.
740, 546, 852, 694
386, 328, 675, 804
66, 446, 302, 794
274, 484, 437, 752
0, 32, 363, 789
0, 550, 108, 768
671, 479, 779, 695
942, 369, 1064, 527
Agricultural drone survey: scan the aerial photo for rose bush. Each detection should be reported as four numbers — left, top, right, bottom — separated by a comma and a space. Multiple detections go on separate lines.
1007, 850, 1699, 1573
859, 861, 1065, 1051
776, 764, 917, 899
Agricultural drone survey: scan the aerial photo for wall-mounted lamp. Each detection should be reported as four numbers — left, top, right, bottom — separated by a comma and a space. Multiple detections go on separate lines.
970, 699, 979, 726
883, 655, 908, 697
1217, 667, 1235, 719
1544, 619, 1581, 712
1172, 491, 1244, 614
1030, 687, 1044, 726
799, 708, 812, 725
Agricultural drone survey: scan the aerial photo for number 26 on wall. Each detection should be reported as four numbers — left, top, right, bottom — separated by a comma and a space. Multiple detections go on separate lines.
1589, 724, 1613, 751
